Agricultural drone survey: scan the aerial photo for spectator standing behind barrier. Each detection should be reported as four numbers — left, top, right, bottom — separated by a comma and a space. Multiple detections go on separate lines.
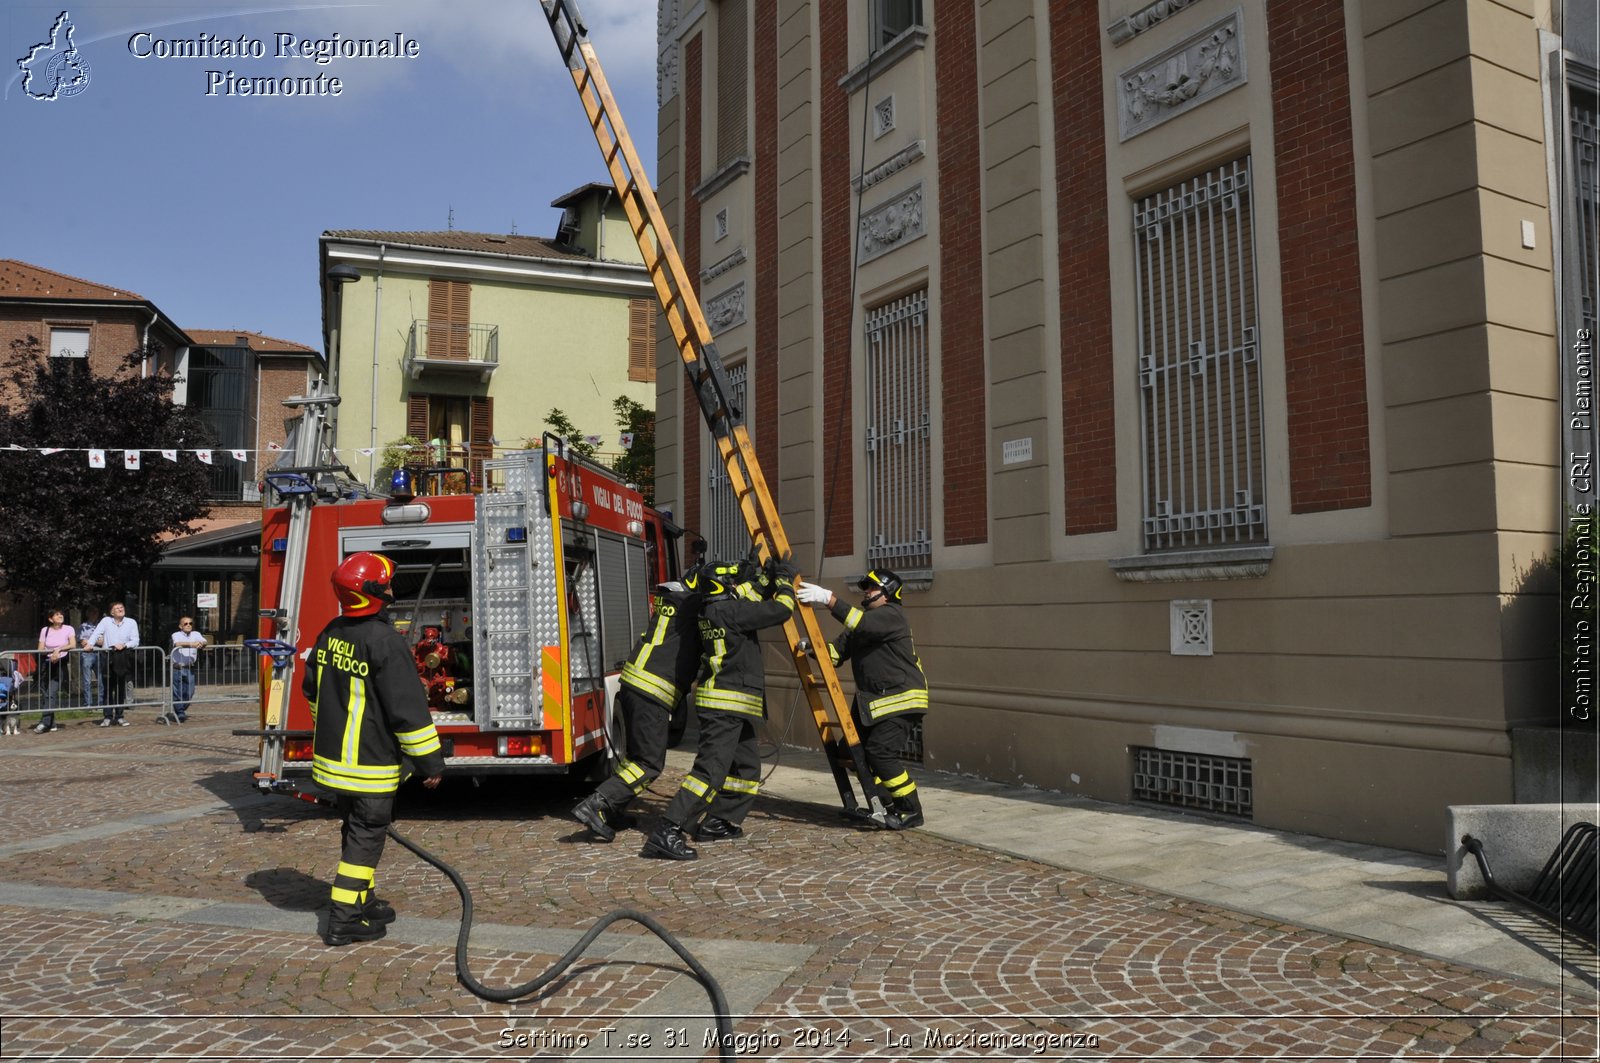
87, 602, 140, 727
78, 608, 105, 711
33, 607, 73, 733
167, 617, 206, 724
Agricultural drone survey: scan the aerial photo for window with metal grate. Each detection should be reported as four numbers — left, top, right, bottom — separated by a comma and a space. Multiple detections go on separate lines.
864, 289, 932, 573
1132, 747, 1253, 818
1133, 156, 1267, 552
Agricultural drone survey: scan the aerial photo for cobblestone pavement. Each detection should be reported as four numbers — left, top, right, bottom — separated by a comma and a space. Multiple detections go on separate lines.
0, 705, 1594, 1061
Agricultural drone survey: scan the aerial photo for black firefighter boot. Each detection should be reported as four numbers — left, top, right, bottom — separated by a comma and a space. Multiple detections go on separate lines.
324, 903, 388, 947
889, 791, 924, 830
640, 822, 698, 861
692, 816, 745, 842
571, 792, 617, 842
363, 892, 397, 925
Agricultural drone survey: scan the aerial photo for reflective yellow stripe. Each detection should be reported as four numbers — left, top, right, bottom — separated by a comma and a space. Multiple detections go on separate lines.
683, 774, 712, 799
889, 777, 917, 798
827, 644, 841, 666
618, 760, 645, 784
621, 661, 678, 704
843, 606, 864, 631
396, 723, 441, 758
312, 756, 402, 793
867, 688, 929, 719
330, 886, 364, 904
337, 861, 375, 883
342, 677, 365, 766
721, 776, 759, 796
881, 772, 909, 792
694, 687, 764, 715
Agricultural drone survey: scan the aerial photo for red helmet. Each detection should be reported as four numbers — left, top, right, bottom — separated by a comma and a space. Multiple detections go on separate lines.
332, 552, 397, 616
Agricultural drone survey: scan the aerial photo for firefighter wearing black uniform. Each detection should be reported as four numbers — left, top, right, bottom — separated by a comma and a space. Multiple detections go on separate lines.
797, 569, 928, 828
304, 551, 445, 946
571, 575, 704, 841
640, 556, 798, 860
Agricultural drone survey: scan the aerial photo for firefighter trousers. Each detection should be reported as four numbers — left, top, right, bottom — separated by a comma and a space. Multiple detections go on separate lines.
855, 704, 923, 804
330, 793, 393, 925
595, 688, 672, 811
662, 708, 760, 830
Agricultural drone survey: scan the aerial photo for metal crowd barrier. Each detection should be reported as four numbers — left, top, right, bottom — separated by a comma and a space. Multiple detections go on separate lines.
0, 643, 263, 728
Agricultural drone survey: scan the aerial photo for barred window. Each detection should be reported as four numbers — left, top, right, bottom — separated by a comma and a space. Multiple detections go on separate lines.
1571, 90, 1597, 336
715, 0, 747, 166
704, 361, 750, 561
1134, 156, 1266, 552
865, 289, 931, 573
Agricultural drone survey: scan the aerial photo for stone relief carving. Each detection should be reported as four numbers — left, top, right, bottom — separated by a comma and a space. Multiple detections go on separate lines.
853, 140, 925, 194
1118, 10, 1244, 141
1106, 0, 1208, 46
705, 282, 746, 334
658, 46, 678, 106
858, 183, 925, 264
702, 246, 747, 283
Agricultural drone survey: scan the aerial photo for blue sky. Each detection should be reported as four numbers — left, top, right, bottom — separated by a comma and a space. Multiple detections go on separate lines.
2, 0, 659, 351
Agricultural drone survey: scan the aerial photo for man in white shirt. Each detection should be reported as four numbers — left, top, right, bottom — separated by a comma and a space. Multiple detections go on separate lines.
168, 617, 206, 724
88, 602, 140, 726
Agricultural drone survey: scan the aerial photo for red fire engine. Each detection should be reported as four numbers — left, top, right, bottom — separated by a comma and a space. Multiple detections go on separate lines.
252, 414, 684, 787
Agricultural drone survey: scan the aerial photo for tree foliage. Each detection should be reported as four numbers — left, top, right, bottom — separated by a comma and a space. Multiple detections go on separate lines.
611, 395, 656, 505
0, 337, 214, 608
535, 408, 600, 461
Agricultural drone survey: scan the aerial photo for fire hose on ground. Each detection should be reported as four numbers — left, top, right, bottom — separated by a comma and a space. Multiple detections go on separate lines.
243, 639, 737, 1062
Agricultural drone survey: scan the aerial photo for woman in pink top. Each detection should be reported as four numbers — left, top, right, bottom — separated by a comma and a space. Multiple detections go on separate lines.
33, 608, 73, 733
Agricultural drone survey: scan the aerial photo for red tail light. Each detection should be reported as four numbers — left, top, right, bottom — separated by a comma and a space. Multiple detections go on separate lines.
285, 739, 313, 761
496, 735, 543, 757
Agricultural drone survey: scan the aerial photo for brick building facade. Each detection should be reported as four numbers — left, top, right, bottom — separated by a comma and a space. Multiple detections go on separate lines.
649, 0, 1598, 850
0, 261, 317, 641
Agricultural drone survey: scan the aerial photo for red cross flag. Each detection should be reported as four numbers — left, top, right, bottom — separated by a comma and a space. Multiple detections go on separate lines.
160, 449, 178, 462
230, 449, 247, 462
124, 451, 141, 470
196, 450, 213, 465
88, 449, 106, 468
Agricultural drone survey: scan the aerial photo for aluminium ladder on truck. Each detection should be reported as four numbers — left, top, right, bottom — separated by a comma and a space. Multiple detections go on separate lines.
538, 0, 893, 823
252, 379, 341, 786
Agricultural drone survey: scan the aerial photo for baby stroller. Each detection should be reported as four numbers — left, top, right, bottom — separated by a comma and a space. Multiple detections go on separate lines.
0, 652, 32, 736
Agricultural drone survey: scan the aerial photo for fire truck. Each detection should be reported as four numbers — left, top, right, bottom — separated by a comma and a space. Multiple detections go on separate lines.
249, 1, 899, 822
251, 406, 686, 786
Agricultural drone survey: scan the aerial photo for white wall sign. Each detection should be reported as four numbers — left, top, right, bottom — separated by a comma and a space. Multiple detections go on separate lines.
1002, 437, 1033, 465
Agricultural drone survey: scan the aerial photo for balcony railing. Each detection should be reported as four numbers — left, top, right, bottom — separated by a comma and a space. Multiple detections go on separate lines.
403, 320, 500, 381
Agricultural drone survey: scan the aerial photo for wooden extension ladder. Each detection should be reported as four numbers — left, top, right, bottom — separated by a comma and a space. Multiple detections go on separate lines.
538, 0, 894, 823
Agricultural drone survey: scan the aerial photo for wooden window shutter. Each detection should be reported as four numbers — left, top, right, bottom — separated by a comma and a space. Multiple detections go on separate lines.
407, 395, 430, 441
628, 298, 656, 383
469, 395, 494, 491
427, 278, 471, 360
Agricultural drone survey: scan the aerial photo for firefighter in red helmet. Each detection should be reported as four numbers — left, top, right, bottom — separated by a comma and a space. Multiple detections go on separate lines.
303, 551, 445, 946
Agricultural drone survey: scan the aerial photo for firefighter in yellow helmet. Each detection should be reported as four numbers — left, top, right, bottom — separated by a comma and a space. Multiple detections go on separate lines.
796, 569, 928, 829
303, 551, 444, 946
640, 554, 798, 860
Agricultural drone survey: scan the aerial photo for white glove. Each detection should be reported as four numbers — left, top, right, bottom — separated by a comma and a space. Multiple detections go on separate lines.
797, 582, 833, 606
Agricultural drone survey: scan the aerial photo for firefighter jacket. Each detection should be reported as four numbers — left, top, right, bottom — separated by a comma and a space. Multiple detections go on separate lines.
302, 614, 445, 795
693, 578, 796, 718
619, 584, 704, 710
827, 600, 929, 722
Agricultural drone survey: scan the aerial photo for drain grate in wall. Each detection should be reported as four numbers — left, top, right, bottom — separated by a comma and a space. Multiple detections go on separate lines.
1132, 747, 1253, 817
